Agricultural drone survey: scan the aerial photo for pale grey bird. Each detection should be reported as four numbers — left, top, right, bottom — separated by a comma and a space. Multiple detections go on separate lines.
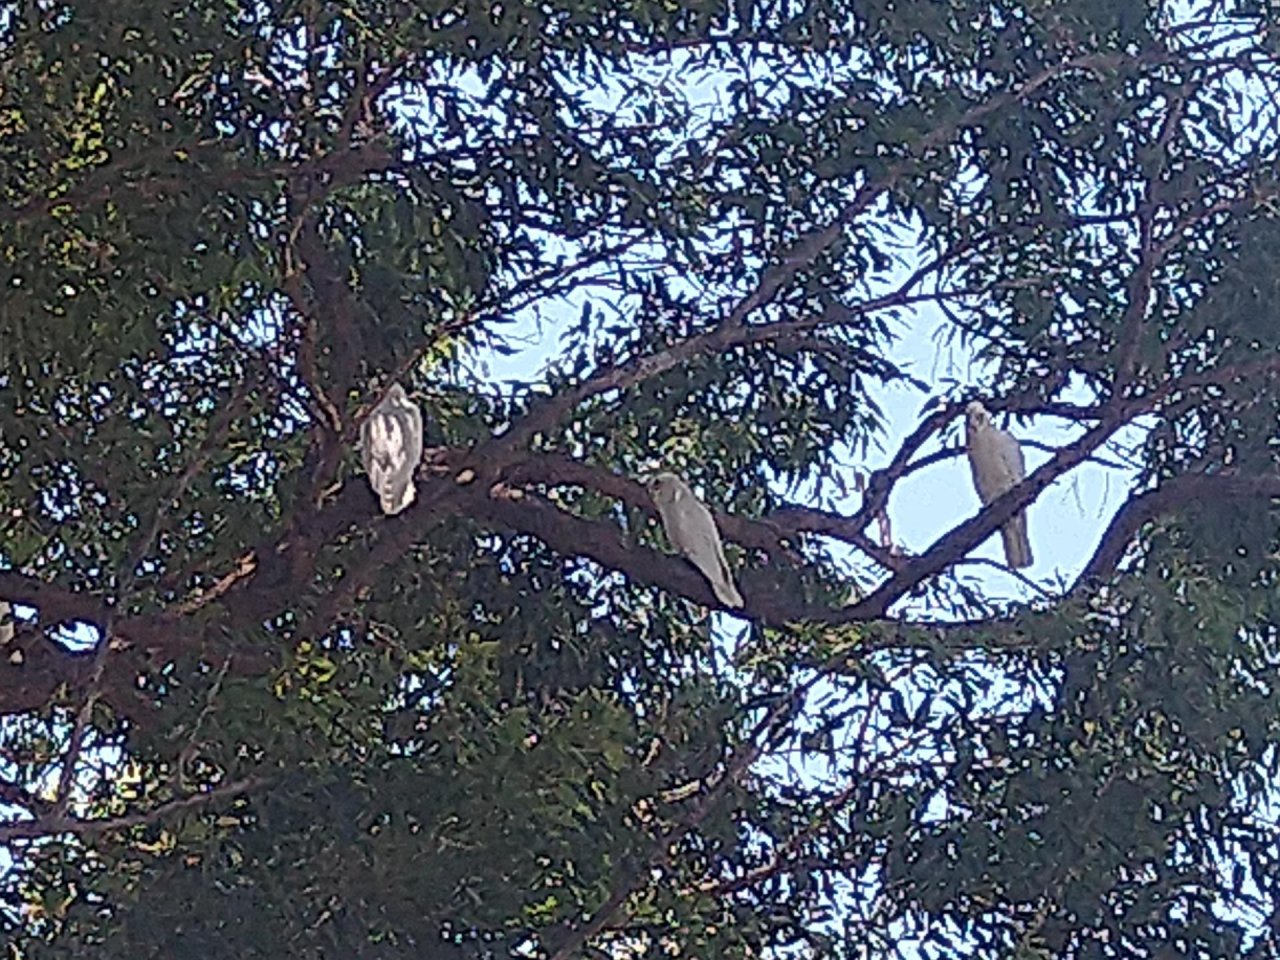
0, 601, 12, 645
965, 401, 1033, 569
647, 473, 745, 608
360, 383, 423, 516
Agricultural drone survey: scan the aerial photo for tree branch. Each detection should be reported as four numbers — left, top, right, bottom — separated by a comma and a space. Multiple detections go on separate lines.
0, 776, 269, 844
1075, 471, 1280, 588
545, 681, 814, 960
840, 416, 1126, 621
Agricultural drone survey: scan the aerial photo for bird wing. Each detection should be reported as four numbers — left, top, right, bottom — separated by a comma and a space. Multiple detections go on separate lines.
968, 422, 1034, 568
991, 425, 1027, 485
365, 416, 406, 489
361, 394, 425, 515
967, 428, 1004, 504
968, 424, 1025, 503
386, 393, 424, 468
682, 527, 744, 607
665, 487, 713, 556
663, 489, 744, 608
676, 510, 723, 571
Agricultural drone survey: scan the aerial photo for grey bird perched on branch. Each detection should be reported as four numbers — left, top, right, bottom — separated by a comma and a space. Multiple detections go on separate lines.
647, 473, 745, 608
360, 383, 423, 515
965, 401, 1033, 569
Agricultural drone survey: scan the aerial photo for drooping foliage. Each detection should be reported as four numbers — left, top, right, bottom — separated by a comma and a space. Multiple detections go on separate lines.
3, 1, 1280, 957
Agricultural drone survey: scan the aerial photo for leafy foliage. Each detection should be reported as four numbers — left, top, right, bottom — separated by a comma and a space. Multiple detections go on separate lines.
3, 0, 1280, 958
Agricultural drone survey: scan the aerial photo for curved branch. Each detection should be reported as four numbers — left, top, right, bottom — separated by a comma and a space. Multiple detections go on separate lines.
504, 454, 892, 567
473, 490, 750, 614
1075, 472, 1280, 588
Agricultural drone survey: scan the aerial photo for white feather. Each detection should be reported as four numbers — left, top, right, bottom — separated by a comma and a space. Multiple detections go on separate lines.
647, 473, 745, 608
965, 401, 1034, 569
360, 384, 424, 516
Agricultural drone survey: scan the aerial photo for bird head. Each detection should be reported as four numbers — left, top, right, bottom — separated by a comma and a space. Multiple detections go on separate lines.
379, 383, 414, 411
646, 472, 684, 505
965, 400, 991, 432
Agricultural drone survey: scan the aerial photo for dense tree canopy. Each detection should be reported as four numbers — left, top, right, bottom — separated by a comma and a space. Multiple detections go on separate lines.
3, 0, 1280, 956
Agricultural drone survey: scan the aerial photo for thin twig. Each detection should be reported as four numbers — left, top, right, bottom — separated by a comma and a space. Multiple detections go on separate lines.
546, 680, 816, 960
0, 776, 268, 844
51, 390, 247, 818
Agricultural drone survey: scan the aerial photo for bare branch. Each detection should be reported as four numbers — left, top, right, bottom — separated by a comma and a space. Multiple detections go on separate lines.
0, 776, 268, 844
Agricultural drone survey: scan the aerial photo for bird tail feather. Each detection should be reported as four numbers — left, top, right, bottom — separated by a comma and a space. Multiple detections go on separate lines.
712, 554, 745, 608
712, 577, 745, 609
1001, 512, 1033, 569
380, 480, 416, 516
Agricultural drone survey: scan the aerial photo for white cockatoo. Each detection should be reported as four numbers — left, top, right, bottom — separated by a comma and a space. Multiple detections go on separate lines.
647, 473, 745, 608
360, 383, 424, 516
965, 401, 1033, 569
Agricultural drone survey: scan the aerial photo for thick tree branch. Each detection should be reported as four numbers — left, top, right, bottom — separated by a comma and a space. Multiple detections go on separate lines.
475, 490, 740, 613
762, 504, 905, 571
0, 571, 113, 631
5, 452, 1275, 724
1075, 472, 1280, 588
503, 454, 892, 569
840, 416, 1126, 621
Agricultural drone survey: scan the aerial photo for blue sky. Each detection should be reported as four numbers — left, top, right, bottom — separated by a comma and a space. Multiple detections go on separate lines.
475, 280, 1143, 611
432, 35, 1152, 611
